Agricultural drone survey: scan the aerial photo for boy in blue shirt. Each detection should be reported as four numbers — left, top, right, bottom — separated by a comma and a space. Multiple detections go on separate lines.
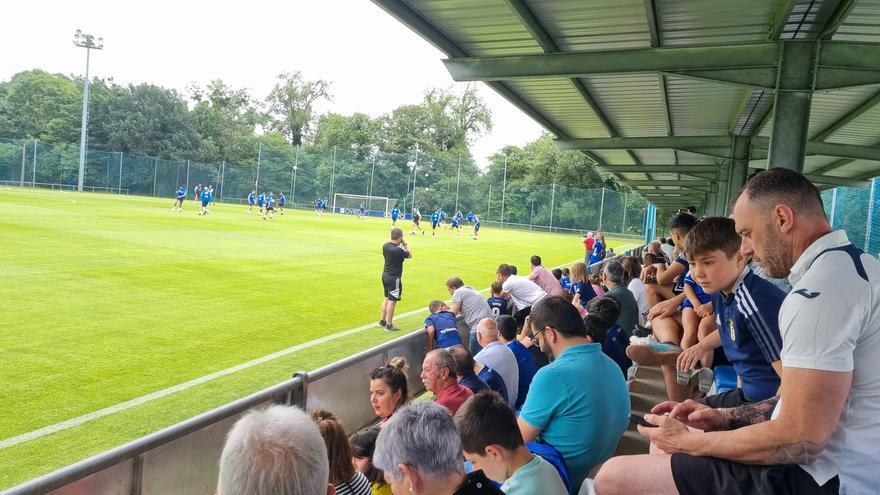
487, 280, 509, 317
430, 207, 441, 237
424, 300, 462, 351
633, 217, 784, 407
247, 190, 256, 215
585, 297, 631, 378
559, 267, 572, 291
277, 192, 285, 215
173, 185, 186, 212
198, 187, 212, 215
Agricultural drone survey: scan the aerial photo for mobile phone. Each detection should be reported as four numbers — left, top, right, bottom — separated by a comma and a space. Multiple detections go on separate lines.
629, 414, 656, 428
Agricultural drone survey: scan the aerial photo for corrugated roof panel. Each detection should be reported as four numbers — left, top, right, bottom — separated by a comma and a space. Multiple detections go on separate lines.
803, 155, 844, 174
656, 0, 774, 46
825, 96, 880, 147
529, 0, 651, 51
666, 76, 742, 135
809, 86, 880, 140
832, 160, 880, 179
410, 0, 544, 56
676, 150, 718, 165
503, 79, 611, 137
579, 74, 668, 137
632, 149, 678, 164
592, 150, 637, 165
832, 0, 880, 43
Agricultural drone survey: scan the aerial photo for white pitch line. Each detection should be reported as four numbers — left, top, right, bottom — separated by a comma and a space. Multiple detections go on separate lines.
0, 247, 641, 449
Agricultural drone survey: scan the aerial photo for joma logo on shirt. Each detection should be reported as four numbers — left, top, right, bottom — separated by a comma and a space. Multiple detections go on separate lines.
793, 288, 820, 299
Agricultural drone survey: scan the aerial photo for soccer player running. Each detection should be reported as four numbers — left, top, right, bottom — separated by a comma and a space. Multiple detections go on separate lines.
193, 183, 202, 204
247, 190, 256, 215
380, 228, 411, 332
466, 210, 475, 226
198, 186, 212, 215
431, 207, 441, 237
473, 214, 481, 240
451, 211, 462, 237
390, 203, 401, 228
172, 185, 186, 212
358, 201, 367, 220
257, 192, 265, 216
410, 206, 425, 235
277, 192, 285, 215
263, 191, 275, 220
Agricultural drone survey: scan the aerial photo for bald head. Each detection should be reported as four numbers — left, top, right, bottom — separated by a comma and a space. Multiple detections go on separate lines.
476, 318, 499, 346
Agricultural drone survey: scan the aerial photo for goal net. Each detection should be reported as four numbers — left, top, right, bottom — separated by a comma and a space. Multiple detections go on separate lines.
332, 193, 396, 216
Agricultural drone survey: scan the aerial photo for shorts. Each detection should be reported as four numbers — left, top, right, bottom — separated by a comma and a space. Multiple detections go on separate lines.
266, 206, 275, 211
697, 388, 748, 408
513, 306, 532, 329
671, 453, 838, 495
382, 274, 402, 301
391, 215, 399, 222
681, 295, 710, 310
432, 222, 439, 229
413, 216, 421, 224
201, 200, 209, 207
474, 225, 480, 231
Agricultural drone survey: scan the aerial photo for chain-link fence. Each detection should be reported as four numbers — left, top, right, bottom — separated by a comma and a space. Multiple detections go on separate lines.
0, 136, 649, 237
822, 178, 880, 256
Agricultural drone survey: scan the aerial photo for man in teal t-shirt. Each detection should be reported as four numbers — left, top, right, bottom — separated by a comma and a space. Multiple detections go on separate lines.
518, 295, 630, 488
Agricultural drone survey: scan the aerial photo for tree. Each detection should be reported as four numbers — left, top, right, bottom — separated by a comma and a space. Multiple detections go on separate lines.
312, 112, 379, 160
266, 71, 332, 146
0, 70, 80, 143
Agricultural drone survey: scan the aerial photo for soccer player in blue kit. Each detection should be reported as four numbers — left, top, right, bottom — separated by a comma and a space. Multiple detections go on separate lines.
198, 186, 212, 215
431, 207, 441, 237
473, 214, 481, 240
263, 191, 275, 220
277, 192, 285, 215
358, 201, 367, 219
257, 192, 265, 215
247, 190, 256, 215
466, 211, 475, 226
390, 203, 401, 228
172, 185, 186, 212
451, 212, 462, 236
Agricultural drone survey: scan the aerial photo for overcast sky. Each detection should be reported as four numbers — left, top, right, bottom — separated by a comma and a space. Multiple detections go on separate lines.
0, 0, 544, 166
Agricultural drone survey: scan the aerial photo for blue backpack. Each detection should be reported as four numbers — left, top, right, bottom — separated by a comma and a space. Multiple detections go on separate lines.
527, 441, 573, 494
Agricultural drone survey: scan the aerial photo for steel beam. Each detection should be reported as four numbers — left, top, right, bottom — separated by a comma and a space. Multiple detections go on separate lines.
727, 136, 751, 207
811, 158, 855, 175
803, 173, 869, 188
596, 165, 719, 173
754, 137, 880, 161
557, 136, 732, 151
767, 41, 815, 172
812, 89, 880, 141
444, 42, 780, 84
769, 0, 798, 39
626, 179, 711, 186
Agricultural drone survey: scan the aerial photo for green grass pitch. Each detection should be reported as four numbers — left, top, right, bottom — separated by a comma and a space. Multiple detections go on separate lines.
0, 187, 641, 488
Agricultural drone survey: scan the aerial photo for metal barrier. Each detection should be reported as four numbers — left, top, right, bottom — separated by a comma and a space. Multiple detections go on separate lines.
3, 330, 429, 495
0, 181, 129, 194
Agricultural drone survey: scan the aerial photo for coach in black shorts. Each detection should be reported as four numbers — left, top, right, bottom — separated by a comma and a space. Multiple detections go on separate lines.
379, 228, 411, 332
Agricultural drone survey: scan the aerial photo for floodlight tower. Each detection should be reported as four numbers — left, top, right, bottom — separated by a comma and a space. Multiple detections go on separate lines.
73, 29, 103, 192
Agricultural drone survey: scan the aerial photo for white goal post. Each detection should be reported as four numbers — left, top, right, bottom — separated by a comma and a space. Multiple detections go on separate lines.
332, 193, 397, 216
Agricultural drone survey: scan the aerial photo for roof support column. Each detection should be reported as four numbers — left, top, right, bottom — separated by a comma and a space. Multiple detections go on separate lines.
767, 41, 817, 172
727, 135, 751, 212
715, 165, 730, 216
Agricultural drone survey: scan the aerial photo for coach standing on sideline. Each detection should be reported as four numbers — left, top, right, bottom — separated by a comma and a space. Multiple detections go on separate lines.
380, 228, 411, 332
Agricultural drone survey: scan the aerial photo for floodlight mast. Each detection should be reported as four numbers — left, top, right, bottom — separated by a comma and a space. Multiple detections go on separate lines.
73, 30, 103, 192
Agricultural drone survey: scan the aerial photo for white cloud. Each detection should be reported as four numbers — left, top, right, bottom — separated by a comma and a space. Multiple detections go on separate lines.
1, 0, 544, 166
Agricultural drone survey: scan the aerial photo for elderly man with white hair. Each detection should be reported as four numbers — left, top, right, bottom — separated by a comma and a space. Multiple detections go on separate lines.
217, 404, 334, 495
374, 401, 504, 495
474, 318, 519, 409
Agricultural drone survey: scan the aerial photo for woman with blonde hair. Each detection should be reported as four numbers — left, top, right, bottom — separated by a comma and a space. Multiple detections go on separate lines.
568, 262, 598, 316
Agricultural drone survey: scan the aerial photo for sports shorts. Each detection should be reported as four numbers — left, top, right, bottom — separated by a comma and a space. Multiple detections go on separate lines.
671, 454, 838, 495
201, 201, 209, 207
382, 273, 402, 301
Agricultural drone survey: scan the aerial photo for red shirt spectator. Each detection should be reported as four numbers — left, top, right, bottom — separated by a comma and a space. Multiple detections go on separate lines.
435, 380, 473, 415
583, 233, 595, 252
421, 349, 473, 415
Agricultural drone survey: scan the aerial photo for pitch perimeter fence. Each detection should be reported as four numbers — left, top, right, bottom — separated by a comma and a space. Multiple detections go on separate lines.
0, 137, 649, 236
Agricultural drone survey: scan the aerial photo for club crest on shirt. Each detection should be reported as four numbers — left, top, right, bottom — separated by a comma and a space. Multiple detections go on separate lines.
728, 319, 736, 341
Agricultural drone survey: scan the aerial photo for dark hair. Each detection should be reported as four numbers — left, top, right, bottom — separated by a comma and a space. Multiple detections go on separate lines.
311, 410, 355, 485
447, 345, 475, 378
496, 314, 518, 341
683, 216, 741, 259
509, 265, 518, 275
562, 267, 570, 276
668, 212, 699, 234
620, 256, 641, 280
530, 295, 586, 337
687, 206, 697, 214
739, 168, 826, 218
551, 268, 562, 280
454, 391, 523, 454
530, 255, 542, 267
446, 276, 464, 290
584, 297, 620, 345
490, 280, 504, 295
497, 264, 512, 277
643, 252, 659, 265
369, 357, 408, 409
349, 428, 385, 485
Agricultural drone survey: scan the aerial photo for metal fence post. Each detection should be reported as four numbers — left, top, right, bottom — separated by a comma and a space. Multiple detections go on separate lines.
106, 155, 110, 190
152, 157, 158, 197
32, 140, 37, 187
329, 145, 337, 202
255, 143, 262, 192
549, 182, 556, 232
829, 188, 838, 228
118, 152, 123, 194
454, 154, 462, 211
598, 187, 606, 230
219, 160, 225, 201
20, 143, 26, 186
866, 179, 876, 252
185, 159, 190, 191
500, 154, 508, 229
622, 192, 628, 234
368, 153, 376, 213
290, 145, 300, 198
487, 184, 492, 220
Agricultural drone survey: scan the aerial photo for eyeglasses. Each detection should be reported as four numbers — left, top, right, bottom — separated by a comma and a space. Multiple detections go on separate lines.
530, 326, 547, 347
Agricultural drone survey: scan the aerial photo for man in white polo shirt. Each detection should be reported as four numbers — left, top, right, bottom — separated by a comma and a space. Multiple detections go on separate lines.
497, 263, 547, 328
474, 317, 520, 409
594, 168, 880, 495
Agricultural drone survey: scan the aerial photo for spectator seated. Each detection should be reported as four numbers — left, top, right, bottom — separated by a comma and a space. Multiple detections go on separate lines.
311, 409, 372, 495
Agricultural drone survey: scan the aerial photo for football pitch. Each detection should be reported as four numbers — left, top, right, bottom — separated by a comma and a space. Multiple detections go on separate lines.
0, 187, 640, 488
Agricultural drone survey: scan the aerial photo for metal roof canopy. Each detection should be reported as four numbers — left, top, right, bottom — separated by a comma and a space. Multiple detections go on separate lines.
371, 0, 880, 213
